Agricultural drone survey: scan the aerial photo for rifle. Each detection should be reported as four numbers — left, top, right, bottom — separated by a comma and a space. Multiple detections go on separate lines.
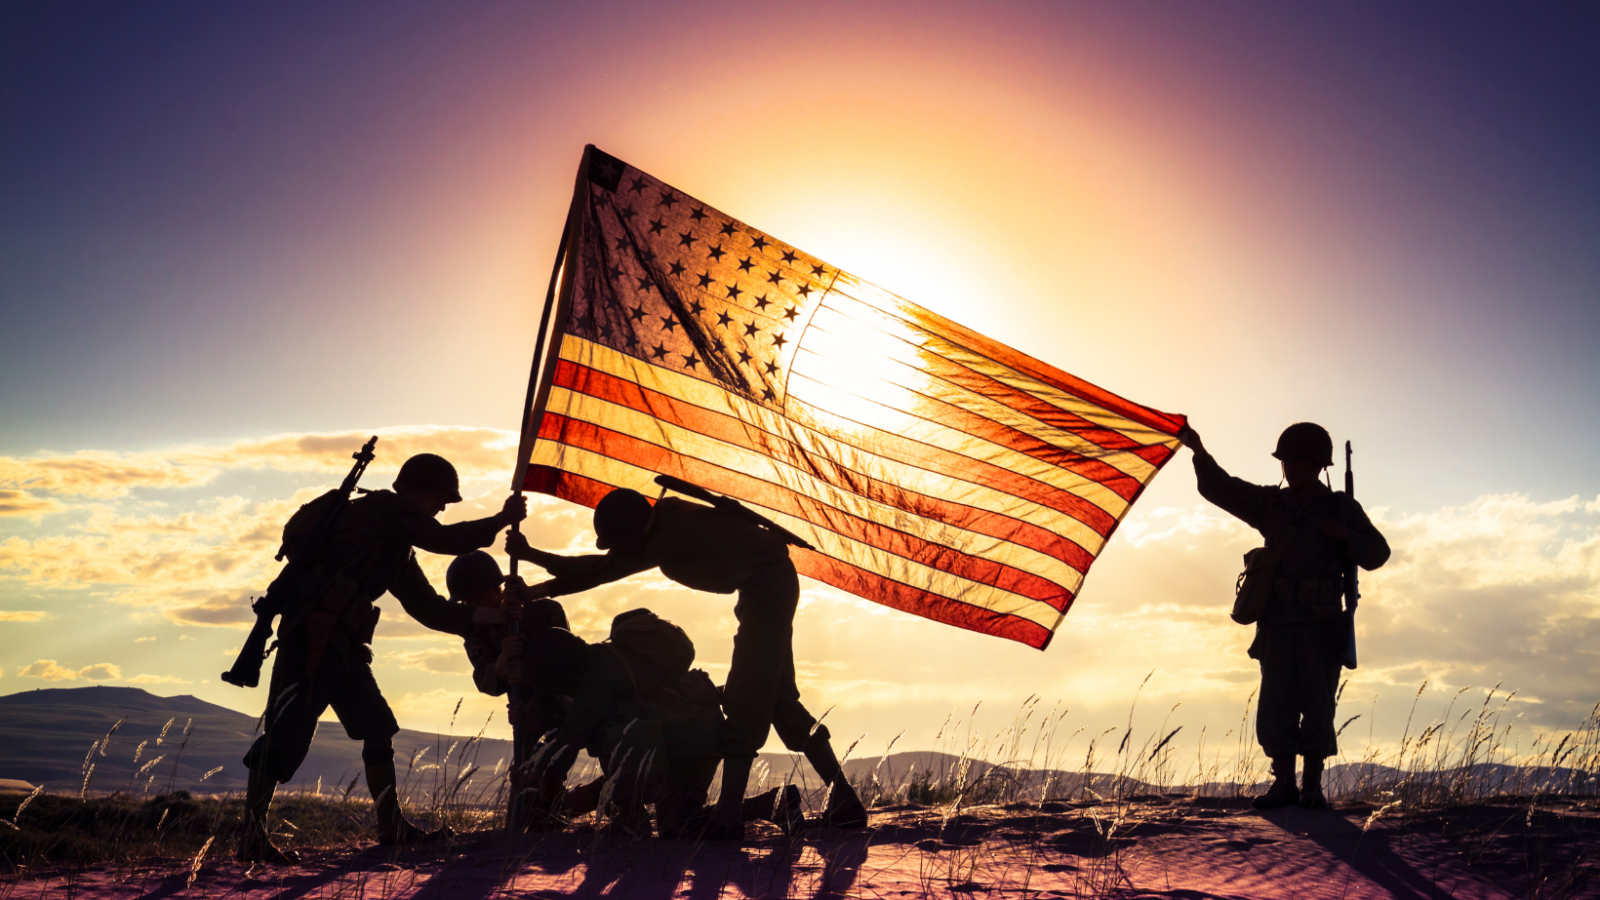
1340, 440, 1359, 670
652, 474, 816, 550
221, 436, 379, 688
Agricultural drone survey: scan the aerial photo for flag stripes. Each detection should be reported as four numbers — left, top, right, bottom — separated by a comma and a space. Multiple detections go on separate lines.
515, 147, 1184, 649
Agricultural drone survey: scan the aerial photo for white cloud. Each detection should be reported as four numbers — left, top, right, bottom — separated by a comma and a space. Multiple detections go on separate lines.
125, 673, 192, 685
19, 659, 78, 681
77, 663, 121, 681
0, 611, 46, 622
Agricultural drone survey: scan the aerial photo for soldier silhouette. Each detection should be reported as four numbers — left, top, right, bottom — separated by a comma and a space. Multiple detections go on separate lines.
1177, 423, 1389, 809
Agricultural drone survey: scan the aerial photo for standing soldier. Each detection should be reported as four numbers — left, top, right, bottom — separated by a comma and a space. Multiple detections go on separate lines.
239, 454, 526, 864
1177, 423, 1389, 809
507, 487, 868, 840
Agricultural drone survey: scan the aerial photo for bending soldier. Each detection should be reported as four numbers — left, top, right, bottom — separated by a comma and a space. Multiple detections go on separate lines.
507, 488, 867, 840
239, 454, 526, 864
514, 618, 804, 838
1178, 423, 1389, 809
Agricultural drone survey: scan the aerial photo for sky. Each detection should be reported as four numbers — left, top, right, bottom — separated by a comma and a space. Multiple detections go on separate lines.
2, 2, 1598, 777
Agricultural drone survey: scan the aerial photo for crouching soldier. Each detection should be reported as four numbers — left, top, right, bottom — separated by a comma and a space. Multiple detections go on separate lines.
508, 488, 867, 840
1178, 423, 1390, 809
516, 610, 804, 839
239, 454, 525, 864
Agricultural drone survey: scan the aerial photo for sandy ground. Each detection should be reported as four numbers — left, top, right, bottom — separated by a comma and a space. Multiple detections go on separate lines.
4, 797, 1595, 899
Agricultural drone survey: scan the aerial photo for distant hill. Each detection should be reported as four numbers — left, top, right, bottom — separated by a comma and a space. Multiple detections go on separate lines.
0, 686, 512, 797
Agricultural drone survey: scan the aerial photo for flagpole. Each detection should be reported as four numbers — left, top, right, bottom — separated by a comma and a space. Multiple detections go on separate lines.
505, 144, 592, 832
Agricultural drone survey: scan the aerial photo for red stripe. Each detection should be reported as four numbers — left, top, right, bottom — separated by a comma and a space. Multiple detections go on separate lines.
792, 365, 1147, 502
526, 463, 1057, 650
795, 552, 1057, 650
879, 297, 1187, 436
555, 358, 1118, 538
554, 360, 1100, 569
537, 413, 1076, 610
914, 352, 1142, 451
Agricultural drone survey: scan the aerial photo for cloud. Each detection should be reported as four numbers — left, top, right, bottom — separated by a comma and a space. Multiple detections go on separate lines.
19, 659, 79, 680
77, 663, 121, 681
0, 611, 46, 622
0, 490, 66, 517
0, 426, 518, 499
387, 647, 472, 675
125, 673, 192, 685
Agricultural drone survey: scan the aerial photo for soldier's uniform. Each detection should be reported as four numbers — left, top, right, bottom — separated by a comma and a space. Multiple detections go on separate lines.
521, 627, 727, 837
243, 489, 503, 784
1191, 451, 1390, 762
519, 496, 822, 759
460, 595, 569, 746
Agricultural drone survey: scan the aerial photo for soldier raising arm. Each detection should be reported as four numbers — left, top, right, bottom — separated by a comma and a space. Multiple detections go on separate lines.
1177, 422, 1389, 810
239, 454, 525, 864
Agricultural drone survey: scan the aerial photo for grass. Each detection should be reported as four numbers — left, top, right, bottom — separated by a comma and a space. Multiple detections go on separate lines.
2, 681, 1596, 898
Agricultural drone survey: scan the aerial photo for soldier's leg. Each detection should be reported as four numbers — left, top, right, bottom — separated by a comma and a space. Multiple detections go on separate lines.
1248, 625, 1300, 808
239, 639, 327, 863
327, 652, 447, 844
1296, 626, 1344, 808
771, 665, 867, 828
711, 566, 800, 831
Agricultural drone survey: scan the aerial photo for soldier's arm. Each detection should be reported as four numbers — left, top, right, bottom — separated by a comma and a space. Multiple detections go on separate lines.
464, 632, 506, 697
507, 532, 660, 598
388, 555, 477, 636
1192, 451, 1274, 531
1342, 498, 1391, 571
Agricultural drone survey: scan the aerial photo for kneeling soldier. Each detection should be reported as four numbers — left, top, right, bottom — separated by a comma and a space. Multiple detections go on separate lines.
239, 454, 525, 864
1178, 423, 1389, 809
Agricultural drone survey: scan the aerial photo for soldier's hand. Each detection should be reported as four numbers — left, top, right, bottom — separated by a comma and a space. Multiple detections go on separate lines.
1320, 518, 1350, 542
1177, 424, 1204, 454
498, 493, 528, 527
523, 580, 555, 600
505, 529, 533, 560
498, 635, 526, 685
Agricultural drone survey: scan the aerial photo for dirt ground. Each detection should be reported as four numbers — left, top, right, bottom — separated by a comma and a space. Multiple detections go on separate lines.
3, 797, 1595, 899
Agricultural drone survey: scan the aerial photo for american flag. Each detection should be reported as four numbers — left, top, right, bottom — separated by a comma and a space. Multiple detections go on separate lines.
514, 147, 1185, 649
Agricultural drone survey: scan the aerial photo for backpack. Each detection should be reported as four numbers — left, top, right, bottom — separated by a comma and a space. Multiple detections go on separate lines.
608, 608, 695, 683
276, 488, 352, 562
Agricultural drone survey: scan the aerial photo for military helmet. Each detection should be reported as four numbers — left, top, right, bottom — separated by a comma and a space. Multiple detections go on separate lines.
1272, 422, 1334, 467
593, 488, 653, 550
446, 550, 503, 604
393, 453, 462, 503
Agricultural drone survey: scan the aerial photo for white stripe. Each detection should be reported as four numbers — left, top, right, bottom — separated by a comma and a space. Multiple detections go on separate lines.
526, 440, 1069, 630
545, 385, 1091, 591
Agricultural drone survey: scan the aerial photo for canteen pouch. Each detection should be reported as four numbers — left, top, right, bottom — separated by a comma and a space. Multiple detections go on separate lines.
1232, 545, 1278, 625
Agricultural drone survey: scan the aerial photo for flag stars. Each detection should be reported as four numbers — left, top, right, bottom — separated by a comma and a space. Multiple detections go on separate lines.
706, 243, 728, 262
678, 231, 698, 248
628, 304, 648, 323
668, 261, 686, 277
651, 343, 670, 361
772, 333, 789, 349
796, 283, 814, 298
736, 256, 755, 273
781, 250, 798, 264
762, 386, 777, 403
810, 263, 827, 277
607, 263, 623, 280
660, 190, 680, 208
764, 360, 780, 375
689, 206, 708, 222
743, 321, 760, 338
618, 205, 637, 221
649, 218, 667, 235
782, 305, 800, 322
726, 283, 745, 302
720, 221, 738, 236
661, 314, 682, 333
717, 310, 735, 328
683, 352, 702, 371
628, 176, 650, 193
688, 298, 705, 316
697, 271, 715, 289
752, 294, 772, 312
765, 270, 784, 285
613, 236, 629, 251
750, 235, 770, 252
636, 275, 654, 291
738, 348, 753, 365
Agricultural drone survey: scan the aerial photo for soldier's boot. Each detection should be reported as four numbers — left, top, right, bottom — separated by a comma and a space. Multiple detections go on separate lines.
237, 767, 300, 865
1252, 756, 1300, 810
802, 731, 868, 829
705, 756, 752, 841
1300, 756, 1329, 809
366, 746, 452, 846
743, 784, 806, 834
